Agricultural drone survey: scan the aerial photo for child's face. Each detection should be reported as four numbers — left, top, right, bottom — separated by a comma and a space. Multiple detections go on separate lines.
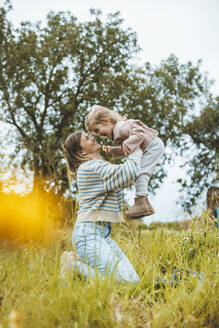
90, 119, 115, 139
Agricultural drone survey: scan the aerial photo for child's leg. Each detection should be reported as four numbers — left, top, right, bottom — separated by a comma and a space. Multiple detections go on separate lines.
125, 137, 164, 219
72, 221, 139, 283
135, 137, 165, 196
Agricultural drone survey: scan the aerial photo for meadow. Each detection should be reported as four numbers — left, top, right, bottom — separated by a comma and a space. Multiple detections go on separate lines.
0, 212, 218, 328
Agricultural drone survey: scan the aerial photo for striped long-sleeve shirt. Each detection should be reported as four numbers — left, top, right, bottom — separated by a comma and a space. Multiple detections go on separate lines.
76, 149, 142, 223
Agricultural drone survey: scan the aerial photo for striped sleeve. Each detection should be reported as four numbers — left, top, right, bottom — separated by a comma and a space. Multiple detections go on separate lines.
93, 149, 142, 192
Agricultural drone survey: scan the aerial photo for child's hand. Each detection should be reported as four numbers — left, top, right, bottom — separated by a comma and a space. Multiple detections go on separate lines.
122, 144, 131, 156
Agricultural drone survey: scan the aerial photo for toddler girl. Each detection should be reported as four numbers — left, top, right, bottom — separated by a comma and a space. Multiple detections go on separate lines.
85, 105, 165, 219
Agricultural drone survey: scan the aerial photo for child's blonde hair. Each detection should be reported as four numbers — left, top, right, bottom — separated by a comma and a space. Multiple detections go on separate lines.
85, 105, 124, 131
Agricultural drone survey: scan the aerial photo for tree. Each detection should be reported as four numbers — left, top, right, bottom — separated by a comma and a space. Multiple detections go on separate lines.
0, 3, 139, 195
177, 97, 219, 212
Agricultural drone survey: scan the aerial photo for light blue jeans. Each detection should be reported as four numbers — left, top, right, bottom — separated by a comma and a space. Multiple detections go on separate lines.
72, 221, 139, 283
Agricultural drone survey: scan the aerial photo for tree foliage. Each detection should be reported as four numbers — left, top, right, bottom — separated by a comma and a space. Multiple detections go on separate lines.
177, 97, 219, 212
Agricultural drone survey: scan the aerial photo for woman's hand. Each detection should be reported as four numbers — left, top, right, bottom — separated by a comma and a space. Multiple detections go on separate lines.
122, 144, 131, 156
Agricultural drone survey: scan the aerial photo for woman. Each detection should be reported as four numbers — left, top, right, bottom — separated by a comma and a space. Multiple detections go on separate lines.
61, 130, 143, 283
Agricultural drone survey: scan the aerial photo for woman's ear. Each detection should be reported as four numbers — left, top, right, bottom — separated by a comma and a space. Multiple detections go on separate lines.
81, 151, 86, 156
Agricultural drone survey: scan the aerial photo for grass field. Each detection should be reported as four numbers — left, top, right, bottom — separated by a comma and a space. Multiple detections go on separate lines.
0, 212, 218, 328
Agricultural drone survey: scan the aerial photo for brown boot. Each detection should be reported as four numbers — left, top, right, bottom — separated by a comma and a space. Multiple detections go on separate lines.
145, 197, 155, 215
125, 196, 155, 219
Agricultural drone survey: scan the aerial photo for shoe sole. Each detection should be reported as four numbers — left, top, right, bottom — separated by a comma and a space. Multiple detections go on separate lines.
125, 211, 155, 219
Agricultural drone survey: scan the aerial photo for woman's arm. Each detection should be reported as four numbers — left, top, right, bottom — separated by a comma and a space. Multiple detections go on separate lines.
94, 149, 142, 192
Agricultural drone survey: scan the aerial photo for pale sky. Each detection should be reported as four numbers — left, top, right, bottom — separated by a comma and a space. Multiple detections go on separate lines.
3, 0, 219, 222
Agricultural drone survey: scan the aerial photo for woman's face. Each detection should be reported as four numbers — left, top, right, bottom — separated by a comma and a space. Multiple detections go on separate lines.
80, 132, 101, 155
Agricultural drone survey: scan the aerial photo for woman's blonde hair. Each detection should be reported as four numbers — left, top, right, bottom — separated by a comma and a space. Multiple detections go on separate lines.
63, 130, 101, 181
85, 105, 124, 131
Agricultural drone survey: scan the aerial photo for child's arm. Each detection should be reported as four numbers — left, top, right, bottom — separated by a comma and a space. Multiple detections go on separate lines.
122, 124, 146, 154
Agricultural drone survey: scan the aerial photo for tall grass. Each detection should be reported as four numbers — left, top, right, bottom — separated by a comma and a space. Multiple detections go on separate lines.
0, 212, 218, 328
